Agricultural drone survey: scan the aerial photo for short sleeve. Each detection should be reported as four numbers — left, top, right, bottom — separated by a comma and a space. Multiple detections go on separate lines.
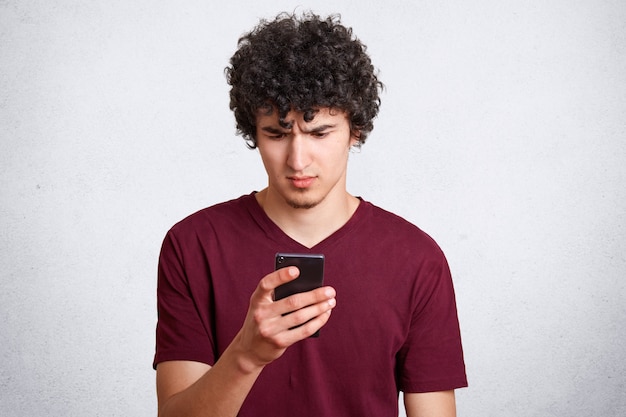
153, 230, 216, 369
396, 250, 467, 392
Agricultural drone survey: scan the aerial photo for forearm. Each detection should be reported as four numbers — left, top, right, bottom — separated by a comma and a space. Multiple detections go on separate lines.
157, 334, 264, 417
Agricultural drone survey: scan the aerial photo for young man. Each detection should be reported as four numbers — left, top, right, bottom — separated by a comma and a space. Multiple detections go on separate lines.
154, 12, 467, 417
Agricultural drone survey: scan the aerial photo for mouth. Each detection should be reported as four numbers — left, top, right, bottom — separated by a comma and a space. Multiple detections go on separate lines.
288, 176, 316, 189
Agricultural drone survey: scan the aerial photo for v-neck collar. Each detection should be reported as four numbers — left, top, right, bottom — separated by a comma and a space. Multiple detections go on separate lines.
243, 192, 369, 252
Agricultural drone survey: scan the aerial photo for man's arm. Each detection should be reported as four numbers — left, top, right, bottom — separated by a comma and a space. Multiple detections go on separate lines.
156, 266, 336, 417
404, 390, 457, 417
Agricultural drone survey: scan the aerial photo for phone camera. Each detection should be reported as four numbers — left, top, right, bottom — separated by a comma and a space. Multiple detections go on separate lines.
278, 256, 285, 264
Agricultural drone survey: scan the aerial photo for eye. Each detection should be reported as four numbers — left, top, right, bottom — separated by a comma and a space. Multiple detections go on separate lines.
311, 131, 329, 139
268, 133, 287, 140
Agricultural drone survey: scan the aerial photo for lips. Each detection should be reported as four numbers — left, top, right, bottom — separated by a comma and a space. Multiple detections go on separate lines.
289, 176, 316, 188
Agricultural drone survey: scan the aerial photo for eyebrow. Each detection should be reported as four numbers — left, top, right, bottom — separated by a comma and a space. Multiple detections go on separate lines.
259, 124, 336, 134
304, 124, 336, 133
260, 126, 286, 134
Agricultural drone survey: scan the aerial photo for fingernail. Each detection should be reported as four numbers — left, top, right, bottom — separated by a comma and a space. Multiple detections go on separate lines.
328, 298, 336, 307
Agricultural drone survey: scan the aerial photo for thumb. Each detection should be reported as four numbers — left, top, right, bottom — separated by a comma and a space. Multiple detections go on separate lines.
255, 266, 300, 301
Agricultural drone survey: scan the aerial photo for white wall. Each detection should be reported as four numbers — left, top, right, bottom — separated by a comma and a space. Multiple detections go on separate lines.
1, 1, 624, 416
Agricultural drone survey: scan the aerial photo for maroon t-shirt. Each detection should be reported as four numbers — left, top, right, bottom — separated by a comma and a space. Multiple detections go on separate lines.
154, 193, 467, 416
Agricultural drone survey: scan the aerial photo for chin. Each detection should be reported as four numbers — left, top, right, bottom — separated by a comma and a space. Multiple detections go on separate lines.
285, 191, 323, 209
287, 200, 320, 209
286, 196, 321, 209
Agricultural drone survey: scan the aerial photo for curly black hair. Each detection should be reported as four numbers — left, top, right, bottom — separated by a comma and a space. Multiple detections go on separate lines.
225, 12, 383, 149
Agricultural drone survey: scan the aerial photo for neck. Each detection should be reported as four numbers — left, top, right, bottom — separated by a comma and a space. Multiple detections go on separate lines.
255, 188, 359, 248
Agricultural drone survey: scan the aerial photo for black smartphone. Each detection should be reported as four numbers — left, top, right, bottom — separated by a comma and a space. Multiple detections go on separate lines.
274, 253, 325, 337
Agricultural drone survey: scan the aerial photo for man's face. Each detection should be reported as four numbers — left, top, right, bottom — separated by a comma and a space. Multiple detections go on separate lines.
255, 107, 357, 210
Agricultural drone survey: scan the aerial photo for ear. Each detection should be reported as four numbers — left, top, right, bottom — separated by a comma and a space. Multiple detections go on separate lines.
349, 130, 362, 147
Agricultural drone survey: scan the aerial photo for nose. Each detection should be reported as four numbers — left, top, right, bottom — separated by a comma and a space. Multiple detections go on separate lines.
286, 133, 311, 172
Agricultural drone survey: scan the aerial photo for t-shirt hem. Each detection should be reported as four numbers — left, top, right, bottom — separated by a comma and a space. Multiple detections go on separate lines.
153, 350, 214, 370
400, 377, 468, 393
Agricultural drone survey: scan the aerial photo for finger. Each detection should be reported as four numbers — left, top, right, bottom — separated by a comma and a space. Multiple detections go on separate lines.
253, 266, 300, 301
281, 296, 336, 330
255, 288, 336, 341
275, 286, 336, 315
276, 302, 335, 343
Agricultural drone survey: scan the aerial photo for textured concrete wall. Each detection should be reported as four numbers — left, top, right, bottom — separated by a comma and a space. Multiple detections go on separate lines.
1, 1, 625, 416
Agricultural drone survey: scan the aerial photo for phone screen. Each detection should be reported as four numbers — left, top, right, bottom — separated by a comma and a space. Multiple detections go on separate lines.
274, 253, 325, 299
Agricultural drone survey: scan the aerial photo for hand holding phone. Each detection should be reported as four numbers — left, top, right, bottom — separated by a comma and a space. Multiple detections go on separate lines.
274, 253, 325, 337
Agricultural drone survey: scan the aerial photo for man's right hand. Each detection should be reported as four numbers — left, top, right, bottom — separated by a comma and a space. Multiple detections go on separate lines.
156, 266, 336, 417
232, 265, 337, 373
